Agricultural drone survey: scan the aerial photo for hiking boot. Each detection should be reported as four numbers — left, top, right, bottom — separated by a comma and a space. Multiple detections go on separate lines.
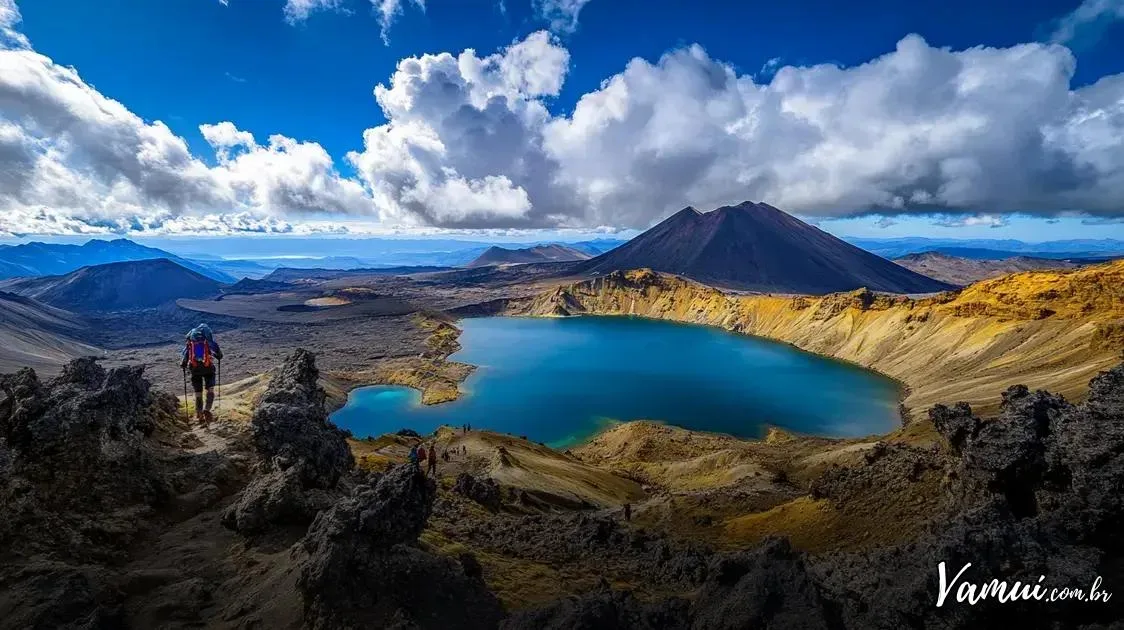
195, 412, 205, 423
203, 410, 215, 423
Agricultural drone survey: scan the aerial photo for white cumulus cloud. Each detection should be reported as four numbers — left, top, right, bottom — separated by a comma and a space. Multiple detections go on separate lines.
539, 34, 1124, 227
346, 31, 572, 228
2, 0, 1124, 236
0, 25, 382, 236
0, 0, 29, 49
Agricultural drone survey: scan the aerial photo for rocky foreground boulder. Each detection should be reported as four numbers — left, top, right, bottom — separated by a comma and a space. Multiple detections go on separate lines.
222, 348, 354, 535
0, 358, 243, 627
0, 358, 180, 560
215, 349, 504, 628
250, 347, 353, 487
297, 464, 505, 629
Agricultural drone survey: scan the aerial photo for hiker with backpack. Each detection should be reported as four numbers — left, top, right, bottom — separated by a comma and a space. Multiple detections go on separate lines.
180, 324, 223, 422
427, 443, 438, 477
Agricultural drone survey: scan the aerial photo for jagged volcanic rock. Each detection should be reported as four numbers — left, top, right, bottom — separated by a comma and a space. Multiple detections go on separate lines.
220, 464, 334, 536
504, 538, 829, 630
297, 464, 504, 629
810, 365, 1124, 628
690, 538, 831, 630
0, 357, 240, 627
0, 358, 176, 560
224, 348, 354, 535
453, 472, 503, 512
250, 348, 354, 488
501, 587, 691, 630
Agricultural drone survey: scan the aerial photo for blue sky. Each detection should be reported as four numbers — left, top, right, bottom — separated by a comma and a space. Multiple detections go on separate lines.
3, 0, 1124, 242
18, 0, 1123, 161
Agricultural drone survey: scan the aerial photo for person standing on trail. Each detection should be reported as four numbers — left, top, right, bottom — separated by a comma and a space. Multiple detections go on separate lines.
427, 443, 438, 477
408, 444, 420, 469
181, 324, 223, 422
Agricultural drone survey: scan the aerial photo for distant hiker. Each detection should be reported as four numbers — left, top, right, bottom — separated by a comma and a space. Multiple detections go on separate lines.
623, 503, 632, 522
408, 444, 420, 469
427, 443, 438, 477
181, 323, 223, 422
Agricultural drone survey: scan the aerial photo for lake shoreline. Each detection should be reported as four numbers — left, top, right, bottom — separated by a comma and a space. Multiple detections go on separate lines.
332, 315, 902, 447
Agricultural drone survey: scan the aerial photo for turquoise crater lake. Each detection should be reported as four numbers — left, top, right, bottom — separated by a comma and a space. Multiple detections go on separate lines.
331, 316, 902, 448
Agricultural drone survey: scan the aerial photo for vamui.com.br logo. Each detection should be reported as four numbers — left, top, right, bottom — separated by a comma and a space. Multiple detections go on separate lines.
937, 562, 1113, 607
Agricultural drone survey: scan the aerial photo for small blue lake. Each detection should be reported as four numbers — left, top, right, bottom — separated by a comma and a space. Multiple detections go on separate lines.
330, 316, 902, 449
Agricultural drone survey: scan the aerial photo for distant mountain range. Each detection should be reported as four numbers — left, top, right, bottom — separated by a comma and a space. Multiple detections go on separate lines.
151, 237, 626, 274
467, 244, 592, 268
0, 259, 223, 312
260, 265, 454, 283
576, 201, 953, 294
894, 252, 1079, 286
0, 239, 235, 282
848, 237, 1124, 260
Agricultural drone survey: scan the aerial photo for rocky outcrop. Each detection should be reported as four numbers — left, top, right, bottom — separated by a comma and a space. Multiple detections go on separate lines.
224, 348, 354, 535
250, 348, 353, 488
454, 472, 502, 512
0, 358, 241, 627
0, 358, 178, 560
504, 538, 830, 630
809, 364, 1124, 628
220, 464, 335, 536
502, 586, 691, 630
810, 441, 941, 505
691, 538, 831, 630
297, 464, 505, 629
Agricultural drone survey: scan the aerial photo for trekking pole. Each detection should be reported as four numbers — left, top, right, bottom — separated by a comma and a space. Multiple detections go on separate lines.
216, 360, 221, 419
182, 368, 190, 422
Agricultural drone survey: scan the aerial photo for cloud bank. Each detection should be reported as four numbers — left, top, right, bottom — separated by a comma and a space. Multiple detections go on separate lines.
1, 0, 1123, 235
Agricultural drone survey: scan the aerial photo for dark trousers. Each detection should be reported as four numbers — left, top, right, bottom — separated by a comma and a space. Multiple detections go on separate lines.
189, 367, 216, 413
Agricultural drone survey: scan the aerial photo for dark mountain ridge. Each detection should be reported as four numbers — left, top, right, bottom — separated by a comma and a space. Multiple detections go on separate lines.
577, 201, 953, 294
262, 265, 454, 283
467, 244, 592, 268
0, 258, 223, 312
0, 238, 235, 282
